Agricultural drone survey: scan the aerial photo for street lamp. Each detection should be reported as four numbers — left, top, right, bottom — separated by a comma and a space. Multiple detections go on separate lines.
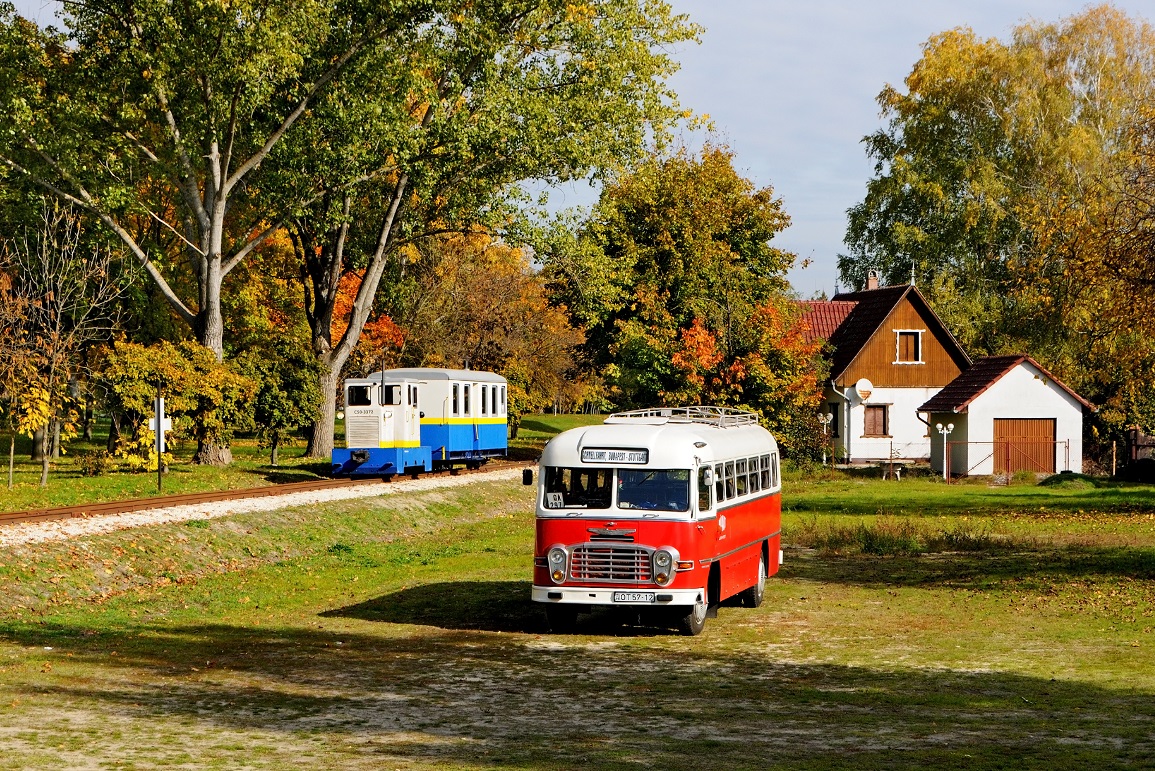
817, 412, 834, 465
935, 422, 954, 481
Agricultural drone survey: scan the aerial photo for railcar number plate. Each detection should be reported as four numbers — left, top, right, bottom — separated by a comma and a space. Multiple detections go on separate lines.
613, 592, 656, 603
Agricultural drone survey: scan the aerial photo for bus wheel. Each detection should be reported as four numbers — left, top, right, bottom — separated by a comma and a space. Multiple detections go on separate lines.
740, 551, 766, 609
679, 593, 708, 636
545, 604, 579, 634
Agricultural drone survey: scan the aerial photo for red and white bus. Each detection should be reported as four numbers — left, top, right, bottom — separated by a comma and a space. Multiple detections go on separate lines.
530, 407, 782, 635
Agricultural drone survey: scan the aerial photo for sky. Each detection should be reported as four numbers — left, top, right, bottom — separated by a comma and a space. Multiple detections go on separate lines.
9, 0, 1154, 298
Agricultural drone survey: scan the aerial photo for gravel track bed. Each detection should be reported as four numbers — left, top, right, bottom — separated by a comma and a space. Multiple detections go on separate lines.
0, 467, 526, 547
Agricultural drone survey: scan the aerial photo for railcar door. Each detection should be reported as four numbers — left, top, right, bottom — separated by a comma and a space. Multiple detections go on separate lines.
397, 383, 421, 448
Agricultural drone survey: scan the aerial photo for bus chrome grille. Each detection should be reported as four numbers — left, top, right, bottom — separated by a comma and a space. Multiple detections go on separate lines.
570, 544, 652, 583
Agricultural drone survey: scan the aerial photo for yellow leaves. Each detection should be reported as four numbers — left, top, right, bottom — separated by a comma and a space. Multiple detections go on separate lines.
565, 3, 597, 25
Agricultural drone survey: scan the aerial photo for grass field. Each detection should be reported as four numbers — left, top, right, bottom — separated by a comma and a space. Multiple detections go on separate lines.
0, 413, 604, 513
1, 466, 1154, 769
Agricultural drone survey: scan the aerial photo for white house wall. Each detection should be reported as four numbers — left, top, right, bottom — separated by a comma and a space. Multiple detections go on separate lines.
826, 386, 939, 463
965, 364, 1084, 474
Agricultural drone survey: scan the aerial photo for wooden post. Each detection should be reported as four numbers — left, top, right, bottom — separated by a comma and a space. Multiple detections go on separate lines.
1112, 441, 1117, 477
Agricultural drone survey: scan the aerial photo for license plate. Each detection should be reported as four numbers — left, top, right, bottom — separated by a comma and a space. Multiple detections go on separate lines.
613, 592, 655, 603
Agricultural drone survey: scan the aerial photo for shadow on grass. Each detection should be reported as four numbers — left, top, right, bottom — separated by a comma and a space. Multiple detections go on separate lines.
782, 543, 1155, 590
2, 618, 1153, 769
320, 580, 684, 637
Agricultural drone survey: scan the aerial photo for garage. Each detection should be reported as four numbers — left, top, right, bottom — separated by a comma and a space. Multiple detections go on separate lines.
920, 355, 1092, 477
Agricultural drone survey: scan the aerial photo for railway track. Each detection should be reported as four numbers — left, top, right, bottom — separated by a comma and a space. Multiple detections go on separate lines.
0, 459, 533, 528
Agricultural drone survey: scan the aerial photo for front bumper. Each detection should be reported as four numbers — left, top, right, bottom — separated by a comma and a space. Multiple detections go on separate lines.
531, 585, 704, 607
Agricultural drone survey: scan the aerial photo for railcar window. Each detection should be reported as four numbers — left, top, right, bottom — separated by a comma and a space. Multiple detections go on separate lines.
772, 452, 779, 487
761, 455, 771, 488
452, 384, 460, 415
500, 386, 506, 414
714, 463, 724, 502
749, 457, 761, 493
735, 459, 748, 496
464, 385, 471, 415
543, 467, 612, 509
481, 385, 488, 416
380, 385, 402, 405
724, 461, 736, 499
491, 385, 498, 416
347, 386, 372, 406
617, 469, 690, 512
698, 467, 712, 511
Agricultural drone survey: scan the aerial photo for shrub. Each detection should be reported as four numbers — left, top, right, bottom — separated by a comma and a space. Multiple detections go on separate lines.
77, 449, 112, 477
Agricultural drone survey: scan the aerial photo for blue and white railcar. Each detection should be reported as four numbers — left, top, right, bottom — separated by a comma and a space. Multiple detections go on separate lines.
332, 368, 508, 476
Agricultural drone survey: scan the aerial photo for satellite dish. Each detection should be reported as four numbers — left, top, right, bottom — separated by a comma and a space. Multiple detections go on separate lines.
854, 378, 874, 401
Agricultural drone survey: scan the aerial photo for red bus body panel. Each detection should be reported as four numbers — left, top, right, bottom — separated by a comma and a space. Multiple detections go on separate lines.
534, 492, 780, 600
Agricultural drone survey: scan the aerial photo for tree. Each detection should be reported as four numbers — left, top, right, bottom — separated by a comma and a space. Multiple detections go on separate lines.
841, 5, 1155, 446
99, 341, 256, 467
236, 336, 323, 466
0, 202, 129, 485
281, 0, 699, 458
0, 0, 434, 360
543, 144, 826, 454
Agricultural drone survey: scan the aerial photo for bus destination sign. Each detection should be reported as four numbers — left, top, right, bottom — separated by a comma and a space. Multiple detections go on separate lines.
581, 448, 649, 464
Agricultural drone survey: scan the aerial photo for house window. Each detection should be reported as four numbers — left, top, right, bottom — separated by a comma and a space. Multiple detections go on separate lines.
828, 402, 840, 437
896, 330, 923, 363
864, 405, 889, 437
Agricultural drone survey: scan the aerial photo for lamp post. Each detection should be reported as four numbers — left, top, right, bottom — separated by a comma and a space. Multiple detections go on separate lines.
817, 412, 834, 465
935, 422, 954, 481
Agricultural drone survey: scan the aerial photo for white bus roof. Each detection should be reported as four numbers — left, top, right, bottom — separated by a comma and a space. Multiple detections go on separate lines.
351, 368, 507, 384
542, 412, 777, 469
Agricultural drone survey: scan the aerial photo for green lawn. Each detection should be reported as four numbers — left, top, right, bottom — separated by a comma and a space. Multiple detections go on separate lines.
0, 473, 1153, 768
1, 412, 602, 513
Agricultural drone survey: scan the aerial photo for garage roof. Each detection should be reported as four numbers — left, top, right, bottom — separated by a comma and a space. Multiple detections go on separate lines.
918, 355, 1095, 413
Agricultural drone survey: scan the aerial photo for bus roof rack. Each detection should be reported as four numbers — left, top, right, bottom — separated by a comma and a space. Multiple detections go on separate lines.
604, 406, 760, 428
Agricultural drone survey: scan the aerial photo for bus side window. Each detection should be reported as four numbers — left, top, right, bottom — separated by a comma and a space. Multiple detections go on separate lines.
481, 385, 488, 416
724, 461, 736, 499
698, 467, 711, 511
735, 459, 748, 496
452, 384, 459, 415
748, 457, 760, 493
761, 454, 771, 488
714, 463, 724, 502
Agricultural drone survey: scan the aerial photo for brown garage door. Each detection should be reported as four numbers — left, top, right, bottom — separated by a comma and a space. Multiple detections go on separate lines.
994, 418, 1056, 474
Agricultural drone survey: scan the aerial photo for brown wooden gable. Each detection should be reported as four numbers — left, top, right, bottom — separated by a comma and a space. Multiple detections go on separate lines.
834, 289, 969, 389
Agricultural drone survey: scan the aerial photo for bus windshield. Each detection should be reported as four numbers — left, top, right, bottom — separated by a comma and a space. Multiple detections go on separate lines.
617, 469, 690, 512
543, 468, 612, 509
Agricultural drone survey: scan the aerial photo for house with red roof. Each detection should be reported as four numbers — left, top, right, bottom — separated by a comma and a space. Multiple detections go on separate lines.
799, 273, 971, 464
919, 355, 1094, 477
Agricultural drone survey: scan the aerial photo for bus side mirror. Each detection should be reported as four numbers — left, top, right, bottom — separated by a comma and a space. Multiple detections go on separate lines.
522, 469, 534, 486
702, 468, 714, 486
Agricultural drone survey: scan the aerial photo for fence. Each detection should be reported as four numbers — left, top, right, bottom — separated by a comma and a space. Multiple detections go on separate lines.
944, 439, 1071, 482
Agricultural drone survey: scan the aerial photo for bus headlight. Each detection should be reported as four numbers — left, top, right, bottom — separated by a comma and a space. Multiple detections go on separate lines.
652, 547, 678, 586
547, 546, 568, 584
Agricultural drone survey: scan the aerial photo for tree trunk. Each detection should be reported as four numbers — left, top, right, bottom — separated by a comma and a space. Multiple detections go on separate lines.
306, 364, 341, 459
30, 427, 46, 461
83, 392, 94, 441
107, 411, 122, 452
8, 435, 14, 490
194, 440, 233, 466
40, 454, 49, 487
51, 419, 61, 459
270, 435, 279, 466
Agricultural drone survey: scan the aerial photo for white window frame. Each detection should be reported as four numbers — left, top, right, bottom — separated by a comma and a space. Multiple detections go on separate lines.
894, 329, 925, 364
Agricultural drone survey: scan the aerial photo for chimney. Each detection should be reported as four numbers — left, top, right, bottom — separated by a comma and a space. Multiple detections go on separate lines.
866, 270, 880, 291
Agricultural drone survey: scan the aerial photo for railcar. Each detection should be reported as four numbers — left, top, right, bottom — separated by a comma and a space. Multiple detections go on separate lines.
529, 406, 781, 635
332, 368, 508, 476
